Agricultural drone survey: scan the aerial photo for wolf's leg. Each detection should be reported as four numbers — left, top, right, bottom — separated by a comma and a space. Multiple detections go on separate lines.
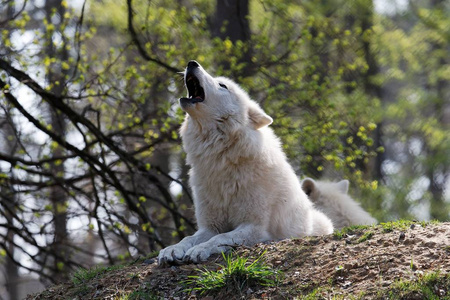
158, 228, 216, 265
183, 224, 271, 263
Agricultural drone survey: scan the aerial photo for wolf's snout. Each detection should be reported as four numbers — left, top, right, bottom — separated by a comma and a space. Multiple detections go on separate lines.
179, 60, 205, 110
187, 60, 199, 69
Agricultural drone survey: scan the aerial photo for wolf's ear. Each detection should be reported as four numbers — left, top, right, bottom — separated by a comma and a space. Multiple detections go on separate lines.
337, 180, 349, 194
301, 178, 317, 197
248, 103, 273, 130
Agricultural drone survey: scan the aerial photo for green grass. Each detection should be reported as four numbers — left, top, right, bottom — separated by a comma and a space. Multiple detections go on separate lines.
185, 251, 281, 296
333, 220, 441, 241
123, 285, 159, 300
301, 273, 449, 300
71, 265, 123, 285
302, 287, 324, 300
333, 224, 372, 240
383, 271, 450, 300
300, 285, 366, 300
380, 220, 415, 232
356, 230, 374, 243
70, 284, 90, 298
71, 252, 159, 286
380, 219, 440, 233
129, 251, 159, 265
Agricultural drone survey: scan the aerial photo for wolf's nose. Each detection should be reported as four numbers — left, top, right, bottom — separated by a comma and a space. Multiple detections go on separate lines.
187, 60, 199, 68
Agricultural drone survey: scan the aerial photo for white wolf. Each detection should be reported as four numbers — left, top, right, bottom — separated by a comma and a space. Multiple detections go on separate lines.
301, 178, 377, 229
158, 61, 333, 265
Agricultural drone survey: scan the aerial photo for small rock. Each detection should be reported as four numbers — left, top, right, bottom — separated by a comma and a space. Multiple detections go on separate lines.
399, 232, 406, 241
93, 290, 102, 298
423, 241, 437, 247
331, 244, 338, 252
142, 258, 155, 265
170, 266, 178, 275
382, 280, 392, 287
403, 239, 414, 245
342, 281, 352, 288
360, 268, 369, 276
335, 266, 344, 274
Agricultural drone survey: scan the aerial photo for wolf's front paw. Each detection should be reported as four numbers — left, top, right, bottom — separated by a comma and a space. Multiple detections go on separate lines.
158, 243, 189, 266
183, 244, 228, 263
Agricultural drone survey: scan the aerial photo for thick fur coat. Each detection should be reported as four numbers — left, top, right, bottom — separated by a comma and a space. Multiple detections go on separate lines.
301, 178, 377, 229
158, 61, 333, 265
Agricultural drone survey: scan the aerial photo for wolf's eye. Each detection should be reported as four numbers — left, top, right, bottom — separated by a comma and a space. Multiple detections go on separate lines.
219, 83, 228, 90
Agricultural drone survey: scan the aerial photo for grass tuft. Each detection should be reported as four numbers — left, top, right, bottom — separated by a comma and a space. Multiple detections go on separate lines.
333, 224, 371, 240
185, 250, 281, 296
380, 220, 414, 232
124, 285, 159, 300
71, 265, 123, 285
129, 251, 159, 265
385, 271, 450, 300
356, 230, 374, 243
380, 219, 440, 233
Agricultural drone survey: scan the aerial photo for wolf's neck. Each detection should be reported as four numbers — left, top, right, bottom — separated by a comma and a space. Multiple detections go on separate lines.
180, 117, 263, 166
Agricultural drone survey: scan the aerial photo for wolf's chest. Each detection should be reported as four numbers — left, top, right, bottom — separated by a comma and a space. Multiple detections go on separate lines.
192, 162, 244, 200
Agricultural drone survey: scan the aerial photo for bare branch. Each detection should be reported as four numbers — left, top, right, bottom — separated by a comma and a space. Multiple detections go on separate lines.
126, 0, 181, 73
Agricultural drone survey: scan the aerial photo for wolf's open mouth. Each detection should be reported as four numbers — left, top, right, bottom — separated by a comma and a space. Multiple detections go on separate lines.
185, 73, 205, 103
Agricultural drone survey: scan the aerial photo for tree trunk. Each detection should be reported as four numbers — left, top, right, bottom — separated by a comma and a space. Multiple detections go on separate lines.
3, 3, 20, 299
360, 1, 384, 181
44, 0, 69, 279
211, 0, 254, 77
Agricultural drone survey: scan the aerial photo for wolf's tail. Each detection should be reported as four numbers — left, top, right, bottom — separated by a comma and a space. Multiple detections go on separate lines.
310, 209, 334, 235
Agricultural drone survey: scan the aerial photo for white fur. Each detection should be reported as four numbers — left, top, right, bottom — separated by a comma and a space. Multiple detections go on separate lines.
158, 62, 333, 265
301, 178, 377, 229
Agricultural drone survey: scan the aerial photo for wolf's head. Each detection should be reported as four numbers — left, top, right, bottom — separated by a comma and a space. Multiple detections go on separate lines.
179, 61, 272, 131
301, 178, 350, 202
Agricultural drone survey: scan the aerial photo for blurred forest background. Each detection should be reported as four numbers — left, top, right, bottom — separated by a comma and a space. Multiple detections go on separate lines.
0, 0, 448, 298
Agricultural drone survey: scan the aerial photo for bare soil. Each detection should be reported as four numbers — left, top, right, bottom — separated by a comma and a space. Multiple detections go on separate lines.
27, 221, 450, 299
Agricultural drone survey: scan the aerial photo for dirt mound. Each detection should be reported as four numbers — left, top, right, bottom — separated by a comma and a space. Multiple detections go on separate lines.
28, 221, 450, 299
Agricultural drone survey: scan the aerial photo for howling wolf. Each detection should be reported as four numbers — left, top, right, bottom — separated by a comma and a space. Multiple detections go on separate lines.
158, 61, 333, 265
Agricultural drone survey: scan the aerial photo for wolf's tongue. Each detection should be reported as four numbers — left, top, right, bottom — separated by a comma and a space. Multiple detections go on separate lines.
192, 96, 203, 103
